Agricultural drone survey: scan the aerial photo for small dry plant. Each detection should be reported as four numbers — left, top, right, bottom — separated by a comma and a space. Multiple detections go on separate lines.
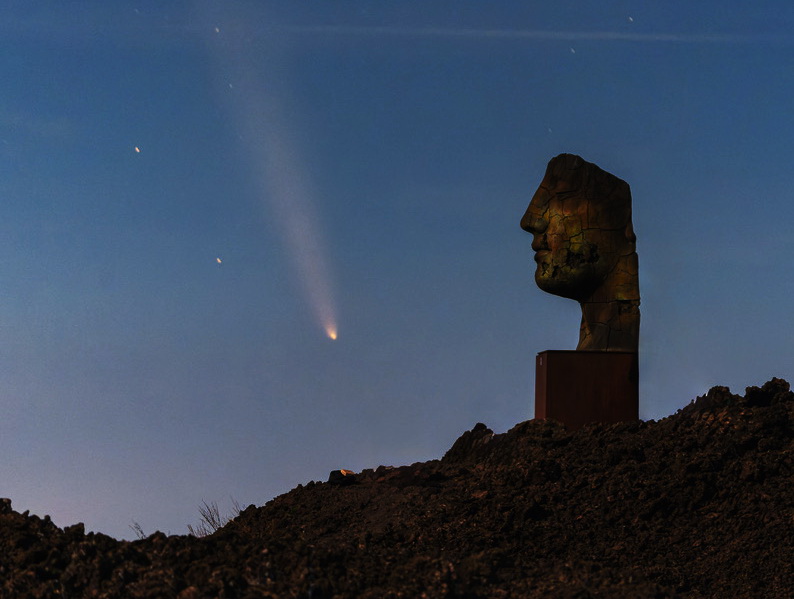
129, 520, 146, 540
187, 497, 242, 537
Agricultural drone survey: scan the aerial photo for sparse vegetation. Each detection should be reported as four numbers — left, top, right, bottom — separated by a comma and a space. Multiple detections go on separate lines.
186, 497, 242, 537
129, 520, 146, 540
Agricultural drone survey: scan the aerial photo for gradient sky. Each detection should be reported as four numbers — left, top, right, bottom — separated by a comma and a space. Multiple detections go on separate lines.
2, 1, 793, 539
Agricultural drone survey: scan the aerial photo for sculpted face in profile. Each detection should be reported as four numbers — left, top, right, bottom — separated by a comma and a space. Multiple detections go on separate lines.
520, 154, 640, 352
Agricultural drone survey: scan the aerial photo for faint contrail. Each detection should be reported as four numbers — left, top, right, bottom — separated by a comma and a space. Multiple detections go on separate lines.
285, 25, 792, 45
204, 18, 338, 340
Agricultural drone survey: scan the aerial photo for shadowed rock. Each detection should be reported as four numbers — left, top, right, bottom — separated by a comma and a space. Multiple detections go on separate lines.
2, 380, 794, 597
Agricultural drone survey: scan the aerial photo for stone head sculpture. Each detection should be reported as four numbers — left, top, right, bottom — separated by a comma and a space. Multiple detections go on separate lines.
520, 154, 640, 352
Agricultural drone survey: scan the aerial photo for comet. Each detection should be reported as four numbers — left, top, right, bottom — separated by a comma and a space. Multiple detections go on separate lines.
203, 7, 338, 341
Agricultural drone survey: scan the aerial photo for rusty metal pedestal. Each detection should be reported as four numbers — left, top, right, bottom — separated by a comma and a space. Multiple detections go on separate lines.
535, 350, 639, 430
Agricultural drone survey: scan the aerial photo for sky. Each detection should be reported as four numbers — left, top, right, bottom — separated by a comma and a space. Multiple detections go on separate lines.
1, 1, 793, 539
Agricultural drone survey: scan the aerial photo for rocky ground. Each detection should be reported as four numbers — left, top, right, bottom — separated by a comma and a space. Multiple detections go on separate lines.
1, 378, 793, 598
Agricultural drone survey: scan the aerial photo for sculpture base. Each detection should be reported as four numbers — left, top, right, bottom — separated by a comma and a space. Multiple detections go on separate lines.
535, 350, 638, 430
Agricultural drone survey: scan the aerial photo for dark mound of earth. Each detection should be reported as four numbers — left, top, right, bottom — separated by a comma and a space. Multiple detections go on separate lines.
2, 379, 793, 598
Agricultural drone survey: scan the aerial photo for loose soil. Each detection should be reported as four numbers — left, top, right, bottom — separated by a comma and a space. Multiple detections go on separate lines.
2, 379, 793, 598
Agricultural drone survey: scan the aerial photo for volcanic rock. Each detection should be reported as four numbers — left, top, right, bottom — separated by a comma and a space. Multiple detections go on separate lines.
1, 379, 793, 597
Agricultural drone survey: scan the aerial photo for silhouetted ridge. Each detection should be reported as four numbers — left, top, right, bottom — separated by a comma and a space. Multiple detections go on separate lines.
1, 380, 793, 597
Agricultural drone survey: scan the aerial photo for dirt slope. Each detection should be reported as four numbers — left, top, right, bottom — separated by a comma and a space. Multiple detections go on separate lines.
2, 379, 792, 598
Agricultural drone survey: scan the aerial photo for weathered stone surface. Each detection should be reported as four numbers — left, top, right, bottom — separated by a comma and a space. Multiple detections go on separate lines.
521, 154, 640, 351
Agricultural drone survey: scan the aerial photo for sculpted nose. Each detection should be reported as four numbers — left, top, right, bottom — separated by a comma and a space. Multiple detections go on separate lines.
520, 209, 547, 234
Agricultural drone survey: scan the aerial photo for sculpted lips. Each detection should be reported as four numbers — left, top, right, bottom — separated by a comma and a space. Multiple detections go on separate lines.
531, 235, 550, 261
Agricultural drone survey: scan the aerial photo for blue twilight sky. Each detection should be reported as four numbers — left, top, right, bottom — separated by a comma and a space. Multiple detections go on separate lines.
1, 1, 793, 539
